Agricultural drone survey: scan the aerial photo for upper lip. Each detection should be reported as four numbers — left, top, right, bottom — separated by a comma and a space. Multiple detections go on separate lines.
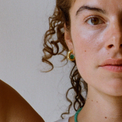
100, 59, 122, 66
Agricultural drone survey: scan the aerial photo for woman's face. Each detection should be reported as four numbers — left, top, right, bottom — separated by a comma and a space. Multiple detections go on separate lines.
65, 0, 122, 96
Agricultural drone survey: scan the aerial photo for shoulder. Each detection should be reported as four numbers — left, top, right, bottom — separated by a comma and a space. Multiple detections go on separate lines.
0, 79, 44, 122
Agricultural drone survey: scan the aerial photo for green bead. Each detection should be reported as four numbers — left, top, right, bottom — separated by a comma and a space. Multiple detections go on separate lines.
70, 54, 74, 59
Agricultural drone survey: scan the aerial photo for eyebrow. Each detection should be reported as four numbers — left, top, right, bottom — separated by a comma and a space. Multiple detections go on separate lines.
76, 5, 106, 16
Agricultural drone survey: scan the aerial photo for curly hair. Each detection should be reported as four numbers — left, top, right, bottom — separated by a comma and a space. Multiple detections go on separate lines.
42, 0, 88, 119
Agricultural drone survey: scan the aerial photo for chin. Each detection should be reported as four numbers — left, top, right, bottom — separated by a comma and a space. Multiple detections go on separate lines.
103, 83, 122, 97
91, 80, 122, 98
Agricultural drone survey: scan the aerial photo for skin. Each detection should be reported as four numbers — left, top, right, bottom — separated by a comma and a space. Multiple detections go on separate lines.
65, 0, 122, 121
0, 79, 44, 122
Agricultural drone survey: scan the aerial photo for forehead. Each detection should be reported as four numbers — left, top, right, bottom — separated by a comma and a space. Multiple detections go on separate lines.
70, 0, 122, 13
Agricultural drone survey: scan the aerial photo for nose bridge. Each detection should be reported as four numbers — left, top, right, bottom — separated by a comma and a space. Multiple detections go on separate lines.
105, 20, 122, 50
112, 20, 122, 39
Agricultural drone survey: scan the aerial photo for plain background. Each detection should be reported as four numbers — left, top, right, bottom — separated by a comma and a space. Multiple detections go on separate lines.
0, 0, 75, 121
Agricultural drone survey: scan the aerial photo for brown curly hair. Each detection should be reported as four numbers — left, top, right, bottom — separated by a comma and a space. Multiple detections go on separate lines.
42, 0, 88, 119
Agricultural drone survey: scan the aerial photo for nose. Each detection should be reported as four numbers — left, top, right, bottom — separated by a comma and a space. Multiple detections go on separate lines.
105, 22, 122, 51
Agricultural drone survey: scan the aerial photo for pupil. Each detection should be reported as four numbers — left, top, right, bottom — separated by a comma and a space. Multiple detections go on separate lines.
91, 18, 99, 25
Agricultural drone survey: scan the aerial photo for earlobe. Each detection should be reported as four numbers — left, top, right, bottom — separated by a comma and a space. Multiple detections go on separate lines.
64, 24, 74, 51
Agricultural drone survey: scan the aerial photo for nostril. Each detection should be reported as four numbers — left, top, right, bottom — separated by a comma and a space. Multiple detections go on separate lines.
120, 44, 122, 47
108, 44, 113, 48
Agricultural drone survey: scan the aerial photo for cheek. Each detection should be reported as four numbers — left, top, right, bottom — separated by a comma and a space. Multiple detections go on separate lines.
71, 27, 101, 62
71, 24, 107, 60
72, 34, 95, 80
70, 26, 106, 80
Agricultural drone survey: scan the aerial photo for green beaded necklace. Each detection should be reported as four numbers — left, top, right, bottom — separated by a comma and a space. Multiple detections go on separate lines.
74, 108, 82, 122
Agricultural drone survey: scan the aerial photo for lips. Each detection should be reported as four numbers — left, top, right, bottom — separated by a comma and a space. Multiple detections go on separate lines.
100, 59, 122, 72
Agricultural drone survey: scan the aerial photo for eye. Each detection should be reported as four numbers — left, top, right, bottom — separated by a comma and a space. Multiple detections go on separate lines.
86, 17, 104, 25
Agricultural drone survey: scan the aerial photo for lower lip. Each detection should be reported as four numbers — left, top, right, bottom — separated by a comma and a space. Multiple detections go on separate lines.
100, 65, 122, 72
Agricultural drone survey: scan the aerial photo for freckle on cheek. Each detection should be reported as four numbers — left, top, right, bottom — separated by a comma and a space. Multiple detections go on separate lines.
105, 117, 107, 119
84, 50, 86, 52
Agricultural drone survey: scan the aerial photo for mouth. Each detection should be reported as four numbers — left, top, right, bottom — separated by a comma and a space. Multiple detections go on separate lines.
100, 59, 122, 72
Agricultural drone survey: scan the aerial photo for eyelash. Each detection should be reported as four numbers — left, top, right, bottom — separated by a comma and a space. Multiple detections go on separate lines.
85, 16, 105, 26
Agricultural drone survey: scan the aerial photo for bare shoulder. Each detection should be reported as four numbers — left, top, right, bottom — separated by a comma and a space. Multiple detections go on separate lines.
0, 79, 44, 122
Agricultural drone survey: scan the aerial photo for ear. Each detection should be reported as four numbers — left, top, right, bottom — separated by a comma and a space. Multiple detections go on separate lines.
64, 24, 74, 52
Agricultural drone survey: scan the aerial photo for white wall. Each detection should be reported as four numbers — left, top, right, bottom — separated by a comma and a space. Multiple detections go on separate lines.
0, 0, 74, 121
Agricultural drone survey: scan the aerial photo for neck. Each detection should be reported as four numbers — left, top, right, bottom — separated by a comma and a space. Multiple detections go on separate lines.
78, 86, 122, 122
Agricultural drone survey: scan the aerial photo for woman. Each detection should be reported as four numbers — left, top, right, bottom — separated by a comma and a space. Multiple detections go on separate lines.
0, 79, 44, 122
42, 0, 122, 122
